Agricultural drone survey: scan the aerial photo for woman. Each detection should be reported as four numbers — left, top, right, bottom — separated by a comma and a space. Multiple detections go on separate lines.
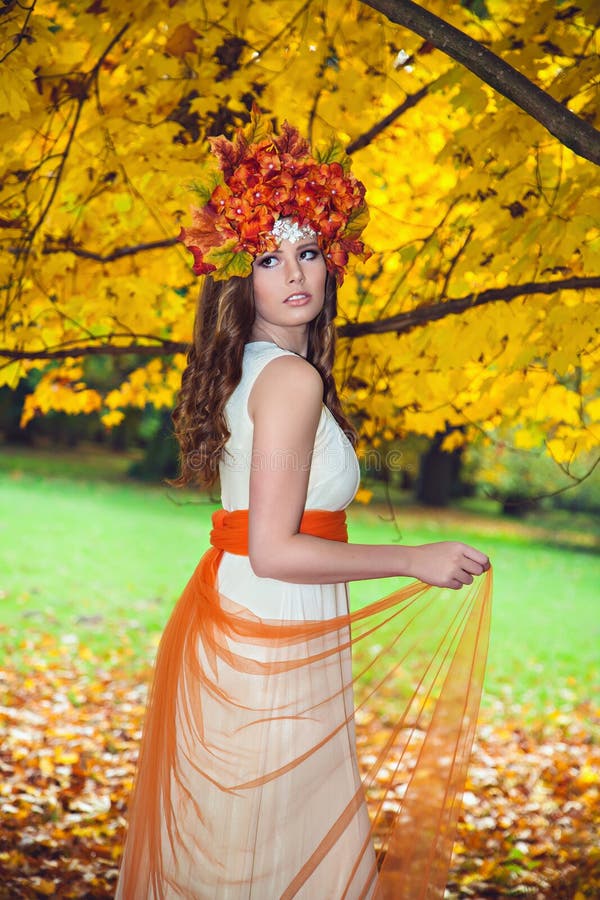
116, 113, 491, 899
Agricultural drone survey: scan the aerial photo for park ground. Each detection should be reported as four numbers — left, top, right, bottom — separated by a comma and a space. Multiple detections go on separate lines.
0, 446, 598, 898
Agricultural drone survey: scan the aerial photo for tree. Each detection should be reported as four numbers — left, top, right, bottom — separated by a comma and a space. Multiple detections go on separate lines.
1, 0, 598, 471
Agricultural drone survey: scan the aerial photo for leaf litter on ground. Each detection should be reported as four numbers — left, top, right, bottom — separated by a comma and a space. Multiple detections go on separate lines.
0, 635, 598, 899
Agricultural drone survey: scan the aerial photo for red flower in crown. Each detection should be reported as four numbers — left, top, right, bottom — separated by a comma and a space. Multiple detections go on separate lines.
178, 110, 370, 284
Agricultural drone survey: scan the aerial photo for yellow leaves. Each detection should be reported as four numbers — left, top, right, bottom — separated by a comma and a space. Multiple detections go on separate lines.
39, 756, 55, 778
104, 358, 178, 415
575, 765, 600, 789
113, 192, 133, 214
101, 410, 125, 429
0, 0, 597, 458
0, 361, 23, 389
512, 428, 543, 451
29, 878, 56, 896
0, 57, 35, 119
440, 430, 467, 453
534, 384, 582, 426
546, 427, 598, 464
402, 407, 449, 439
585, 397, 600, 424
354, 487, 374, 504
164, 23, 200, 58
19, 369, 103, 428
54, 748, 79, 766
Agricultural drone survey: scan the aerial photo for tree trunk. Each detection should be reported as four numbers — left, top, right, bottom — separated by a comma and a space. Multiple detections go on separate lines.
417, 433, 463, 507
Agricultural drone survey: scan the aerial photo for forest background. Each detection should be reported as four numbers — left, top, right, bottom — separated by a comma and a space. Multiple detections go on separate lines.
0, 0, 599, 897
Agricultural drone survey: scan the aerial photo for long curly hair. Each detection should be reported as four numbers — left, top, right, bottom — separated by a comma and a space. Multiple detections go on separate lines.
167, 271, 356, 489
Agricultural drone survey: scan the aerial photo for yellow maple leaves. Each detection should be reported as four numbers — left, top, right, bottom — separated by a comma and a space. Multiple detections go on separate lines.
0, 0, 598, 464
20, 368, 103, 428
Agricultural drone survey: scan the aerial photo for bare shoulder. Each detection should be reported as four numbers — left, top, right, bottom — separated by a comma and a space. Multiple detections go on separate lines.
248, 354, 323, 420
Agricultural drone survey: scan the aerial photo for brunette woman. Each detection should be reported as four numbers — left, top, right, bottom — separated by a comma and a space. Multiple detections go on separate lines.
116, 114, 491, 900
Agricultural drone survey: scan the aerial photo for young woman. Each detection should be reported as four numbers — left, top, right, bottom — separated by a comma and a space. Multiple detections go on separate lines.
115, 115, 491, 899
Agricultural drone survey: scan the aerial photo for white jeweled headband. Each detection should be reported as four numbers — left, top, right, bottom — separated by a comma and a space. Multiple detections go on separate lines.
271, 218, 317, 245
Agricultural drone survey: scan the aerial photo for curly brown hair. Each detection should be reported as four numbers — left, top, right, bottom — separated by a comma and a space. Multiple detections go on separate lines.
167, 271, 357, 488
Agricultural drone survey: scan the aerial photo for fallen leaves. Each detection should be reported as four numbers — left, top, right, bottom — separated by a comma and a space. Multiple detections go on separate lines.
0, 637, 598, 898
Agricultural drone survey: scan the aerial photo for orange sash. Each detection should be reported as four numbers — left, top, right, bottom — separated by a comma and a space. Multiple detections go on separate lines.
210, 507, 349, 554
116, 509, 492, 899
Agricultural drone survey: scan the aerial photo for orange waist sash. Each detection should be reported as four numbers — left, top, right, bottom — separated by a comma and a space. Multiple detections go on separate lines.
210, 507, 348, 556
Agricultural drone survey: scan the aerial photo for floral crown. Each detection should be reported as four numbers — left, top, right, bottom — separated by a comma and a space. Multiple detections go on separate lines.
178, 110, 370, 285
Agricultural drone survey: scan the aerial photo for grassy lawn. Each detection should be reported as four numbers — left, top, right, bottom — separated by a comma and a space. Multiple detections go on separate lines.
1, 446, 598, 716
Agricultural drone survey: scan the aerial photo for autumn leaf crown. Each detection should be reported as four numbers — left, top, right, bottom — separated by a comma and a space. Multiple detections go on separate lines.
178, 111, 370, 284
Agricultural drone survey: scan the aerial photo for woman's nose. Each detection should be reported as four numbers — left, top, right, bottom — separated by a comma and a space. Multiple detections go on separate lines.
285, 257, 305, 283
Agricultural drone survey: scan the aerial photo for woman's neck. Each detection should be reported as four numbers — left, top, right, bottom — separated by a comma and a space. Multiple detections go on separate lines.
249, 325, 308, 357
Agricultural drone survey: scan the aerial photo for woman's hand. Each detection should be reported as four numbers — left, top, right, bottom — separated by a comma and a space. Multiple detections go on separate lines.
406, 542, 490, 590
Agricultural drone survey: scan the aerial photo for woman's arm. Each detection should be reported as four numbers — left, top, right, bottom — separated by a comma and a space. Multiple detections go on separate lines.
247, 355, 489, 589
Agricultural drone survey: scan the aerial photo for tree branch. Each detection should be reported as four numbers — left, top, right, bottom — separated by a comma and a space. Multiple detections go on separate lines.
338, 275, 600, 337
41, 236, 179, 263
24, 22, 130, 251
0, 0, 37, 65
359, 0, 600, 165
346, 83, 431, 154
2, 276, 597, 362
0, 336, 185, 364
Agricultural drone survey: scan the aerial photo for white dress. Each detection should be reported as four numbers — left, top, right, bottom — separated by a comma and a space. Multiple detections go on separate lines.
116, 343, 492, 900
209, 342, 377, 898
161, 341, 377, 898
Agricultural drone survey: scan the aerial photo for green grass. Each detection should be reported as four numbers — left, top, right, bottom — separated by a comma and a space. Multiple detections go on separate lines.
1, 447, 598, 716
348, 507, 599, 717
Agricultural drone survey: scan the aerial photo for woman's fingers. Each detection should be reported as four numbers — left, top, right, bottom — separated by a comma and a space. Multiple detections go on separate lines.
463, 546, 491, 571
461, 557, 487, 576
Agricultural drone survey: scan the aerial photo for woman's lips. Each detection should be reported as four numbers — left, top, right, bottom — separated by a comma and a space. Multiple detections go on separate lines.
284, 292, 311, 306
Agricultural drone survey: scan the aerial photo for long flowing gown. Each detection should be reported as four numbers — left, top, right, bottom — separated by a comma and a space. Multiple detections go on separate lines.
115, 341, 492, 900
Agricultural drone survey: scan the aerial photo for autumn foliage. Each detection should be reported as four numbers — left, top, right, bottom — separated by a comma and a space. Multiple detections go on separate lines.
0, 637, 598, 898
0, 0, 598, 467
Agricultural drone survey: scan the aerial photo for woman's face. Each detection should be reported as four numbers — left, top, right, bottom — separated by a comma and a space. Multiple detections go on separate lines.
251, 234, 327, 337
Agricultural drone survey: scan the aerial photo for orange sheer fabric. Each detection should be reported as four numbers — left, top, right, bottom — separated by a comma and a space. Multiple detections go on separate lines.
116, 509, 492, 899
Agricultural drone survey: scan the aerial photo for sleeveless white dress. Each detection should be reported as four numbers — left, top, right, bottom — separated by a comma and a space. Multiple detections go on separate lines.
116, 342, 492, 899
115, 341, 379, 899
201, 341, 377, 897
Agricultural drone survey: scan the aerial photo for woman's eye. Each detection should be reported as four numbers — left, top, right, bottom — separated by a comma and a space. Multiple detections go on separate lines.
300, 249, 318, 260
259, 256, 277, 268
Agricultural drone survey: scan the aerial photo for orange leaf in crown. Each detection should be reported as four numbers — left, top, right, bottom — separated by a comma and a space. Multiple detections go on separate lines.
208, 134, 244, 180
277, 121, 311, 158
340, 236, 370, 260
229, 149, 287, 194
323, 163, 364, 214
181, 206, 227, 254
228, 159, 263, 192
209, 183, 232, 217
326, 240, 350, 283
178, 225, 217, 276
188, 245, 217, 276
